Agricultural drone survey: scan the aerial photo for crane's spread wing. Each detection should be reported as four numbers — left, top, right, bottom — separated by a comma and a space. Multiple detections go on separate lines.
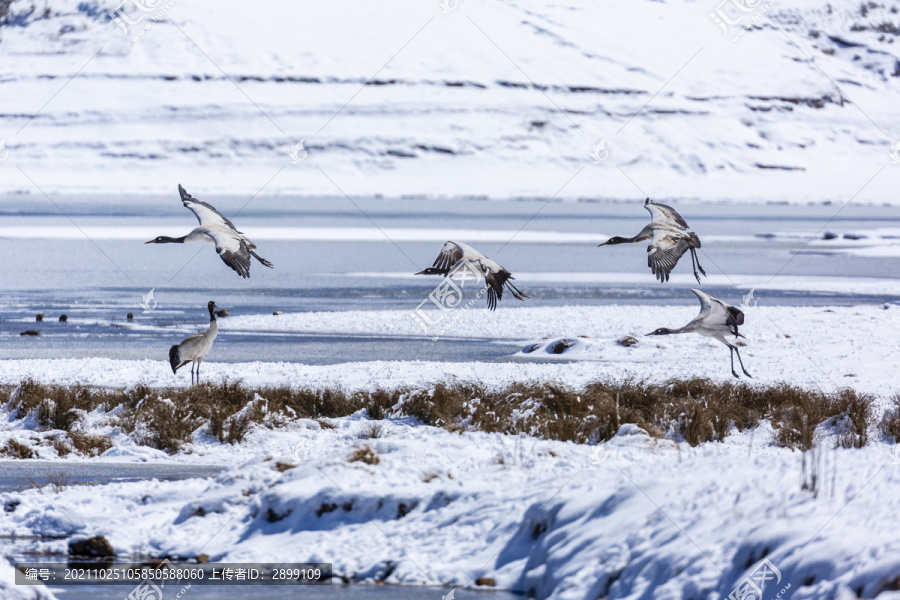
206, 227, 253, 278
431, 241, 465, 273
483, 268, 514, 311
179, 185, 241, 233
690, 289, 743, 336
690, 288, 714, 318
647, 231, 692, 282
645, 202, 690, 230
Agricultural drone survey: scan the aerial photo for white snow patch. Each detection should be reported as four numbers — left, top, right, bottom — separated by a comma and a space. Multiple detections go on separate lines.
1, 419, 899, 599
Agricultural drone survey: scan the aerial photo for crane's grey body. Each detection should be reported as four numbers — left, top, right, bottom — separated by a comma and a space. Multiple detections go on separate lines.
170, 301, 219, 385
648, 289, 752, 378
146, 185, 274, 279
599, 198, 706, 284
415, 240, 528, 310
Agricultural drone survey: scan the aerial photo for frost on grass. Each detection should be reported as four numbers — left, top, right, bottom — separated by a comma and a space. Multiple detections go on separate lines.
0, 377, 878, 457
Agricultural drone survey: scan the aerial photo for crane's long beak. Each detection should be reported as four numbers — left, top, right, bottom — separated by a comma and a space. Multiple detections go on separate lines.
414, 269, 428, 275
145, 239, 155, 244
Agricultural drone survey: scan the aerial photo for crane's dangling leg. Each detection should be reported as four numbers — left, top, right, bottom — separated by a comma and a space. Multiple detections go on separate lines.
690, 249, 706, 285
197, 359, 202, 384
734, 346, 752, 378
729, 346, 740, 379
694, 248, 707, 276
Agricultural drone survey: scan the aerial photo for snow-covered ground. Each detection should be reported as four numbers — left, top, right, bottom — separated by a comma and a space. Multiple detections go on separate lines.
2, 0, 900, 202
2, 415, 900, 599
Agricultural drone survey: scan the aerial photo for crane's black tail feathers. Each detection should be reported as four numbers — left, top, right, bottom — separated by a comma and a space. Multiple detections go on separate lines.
250, 251, 274, 268
169, 345, 183, 374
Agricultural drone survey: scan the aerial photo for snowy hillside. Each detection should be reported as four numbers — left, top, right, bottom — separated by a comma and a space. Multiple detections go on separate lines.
2, 0, 900, 202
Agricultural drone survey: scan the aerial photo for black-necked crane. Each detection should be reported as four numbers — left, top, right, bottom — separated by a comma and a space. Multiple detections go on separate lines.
146, 185, 273, 279
416, 241, 528, 310
599, 198, 706, 284
647, 289, 752, 379
169, 301, 220, 385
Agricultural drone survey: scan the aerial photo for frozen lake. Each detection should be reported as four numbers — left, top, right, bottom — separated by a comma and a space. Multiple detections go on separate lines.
2, 195, 900, 364
0, 460, 225, 490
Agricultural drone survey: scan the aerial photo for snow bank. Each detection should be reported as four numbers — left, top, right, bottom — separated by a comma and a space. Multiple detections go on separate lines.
1, 417, 898, 599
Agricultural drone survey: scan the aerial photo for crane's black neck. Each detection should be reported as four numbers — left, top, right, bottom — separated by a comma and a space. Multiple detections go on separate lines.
161, 236, 187, 244
415, 267, 449, 275
603, 236, 637, 245
208, 304, 217, 321
649, 327, 683, 336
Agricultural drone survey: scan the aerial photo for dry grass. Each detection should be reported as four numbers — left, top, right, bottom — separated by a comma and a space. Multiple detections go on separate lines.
879, 394, 900, 443
348, 445, 380, 465
6, 380, 117, 432
46, 472, 68, 492
616, 336, 639, 347
391, 378, 874, 449
773, 387, 873, 450
0, 378, 879, 454
0, 1, 13, 25
359, 423, 389, 439
3, 439, 35, 459
51, 438, 72, 457
68, 432, 114, 457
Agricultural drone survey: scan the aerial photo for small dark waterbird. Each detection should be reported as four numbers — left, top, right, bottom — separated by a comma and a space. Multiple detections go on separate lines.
147, 185, 274, 278
416, 241, 528, 310
647, 289, 752, 379
169, 301, 220, 385
599, 198, 706, 284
